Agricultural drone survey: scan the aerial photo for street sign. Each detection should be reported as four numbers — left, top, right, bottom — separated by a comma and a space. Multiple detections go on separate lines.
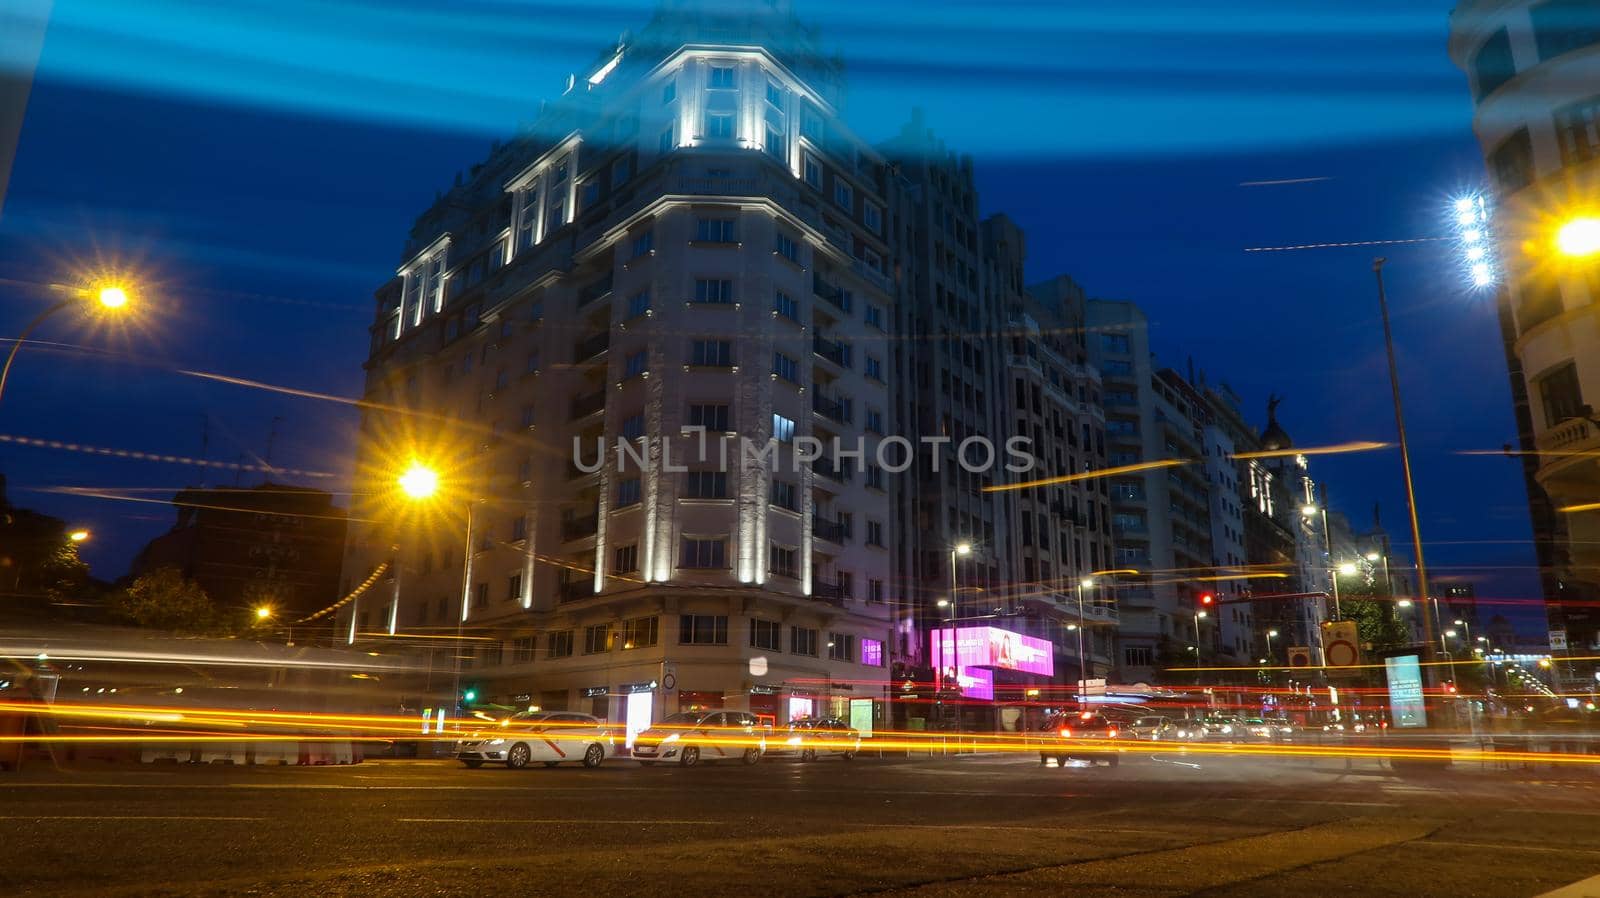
1321, 620, 1362, 677
1549, 630, 1568, 651
1287, 646, 1313, 668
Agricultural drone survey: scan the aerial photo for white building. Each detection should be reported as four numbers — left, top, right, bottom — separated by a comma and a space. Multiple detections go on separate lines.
339, 0, 895, 733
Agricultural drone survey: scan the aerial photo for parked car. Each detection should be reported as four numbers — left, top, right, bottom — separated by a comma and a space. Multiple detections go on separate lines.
456, 711, 612, 769
1037, 711, 1122, 767
1128, 716, 1179, 741
632, 710, 765, 767
777, 717, 862, 761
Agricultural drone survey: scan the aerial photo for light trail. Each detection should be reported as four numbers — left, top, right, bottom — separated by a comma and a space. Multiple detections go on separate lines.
984, 458, 1188, 493
1244, 237, 1449, 253
1239, 176, 1333, 187
1229, 440, 1389, 460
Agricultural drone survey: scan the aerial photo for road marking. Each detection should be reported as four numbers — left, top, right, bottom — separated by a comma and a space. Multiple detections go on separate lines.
1418, 840, 1600, 857
0, 815, 264, 821
399, 817, 725, 825
1148, 754, 1203, 770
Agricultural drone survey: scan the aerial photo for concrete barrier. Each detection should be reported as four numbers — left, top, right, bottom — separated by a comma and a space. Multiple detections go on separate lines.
251, 741, 296, 765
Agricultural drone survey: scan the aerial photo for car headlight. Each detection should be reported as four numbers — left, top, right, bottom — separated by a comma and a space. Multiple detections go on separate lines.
485, 739, 506, 746
662, 733, 679, 743
786, 736, 802, 745
1220, 725, 1232, 734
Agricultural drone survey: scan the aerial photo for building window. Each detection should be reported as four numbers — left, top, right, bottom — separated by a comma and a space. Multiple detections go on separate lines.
631, 230, 654, 258
865, 355, 883, 381
680, 537, 727, 569
506, 573, 523, 601
1532, 0, 1600, 63
512, 636, 535, 663
834, 181, 853, 211
772, 413, 796, 442
770, 544, 798, 578
1124, 646, 1154, 668
693, 278, 734, 304
708, 64, 736, 89
659, 124, 676, 155
827, 633, 854, 662
866, 408, 884, 434
1538, 361, 1585, 428
750, 618, 782, 651
863, 203, 882, 233
773, 351, 800, 383
764, 122, 785, 160
790, 626, 818, 657
662, 78, 677, 105
685, 470, 729, 499
803, 154, 821, 189
706, 111, 734, 139
765, 78, 784, 107
1555, 95, 1600, 166
621, 616, 658, 649
689, 339, 733, 367
584, 625, 613, 654
525, 350, 540, 375
773, 290, 799, 321
617, 477, 641, 507
861, 637, 884, 666
679, 614, 729, 644
627, 290, 651, 319
547, 630, 574, 659
865, 464, 883, 490
865, 304, 883, 329
613, 543, 639, 574
621, 412, 646, 441
774, 232, 800, 264
624, 349, 648, 379
688, 402, 730, 431
1101, 359, 1133, 377
474, 582, 488, 608
771, 479, 798, 511
866, 520, 885, 547
867, 579, 884, 604
1488, 128, 1535, 193
1472, 28, 1516, 100
694, 218, 737, 243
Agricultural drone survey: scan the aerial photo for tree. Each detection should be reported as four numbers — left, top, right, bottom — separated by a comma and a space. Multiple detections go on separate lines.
113, 567, 217, 634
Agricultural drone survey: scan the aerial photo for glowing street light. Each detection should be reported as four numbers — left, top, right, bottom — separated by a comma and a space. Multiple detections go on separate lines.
1, 277, 138, 412
398, 462, 440, 500
68, 530, 90, 542
1556, 217, 1600, 258
1337, 562, 1359, 576
1451, 194, 1496, 288
255, 606, 273, 621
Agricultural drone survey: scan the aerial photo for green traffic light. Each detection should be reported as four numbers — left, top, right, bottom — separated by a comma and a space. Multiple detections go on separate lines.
462, 690, 477, 703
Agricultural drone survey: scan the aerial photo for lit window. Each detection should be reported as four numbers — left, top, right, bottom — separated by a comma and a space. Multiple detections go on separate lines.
708, 65, 736, 89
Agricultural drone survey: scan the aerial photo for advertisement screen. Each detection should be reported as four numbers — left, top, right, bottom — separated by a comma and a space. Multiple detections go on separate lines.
930, 626, 1054, 677
1384, 655, 1428, 729
849, 698, 874, 738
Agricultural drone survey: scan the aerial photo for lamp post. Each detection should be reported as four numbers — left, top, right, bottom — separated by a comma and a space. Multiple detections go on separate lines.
1, 283, 133, 411
395, 461, 478, 722
1264, 629, 1279, 683
1372, 258, 1437, 684
1301, 504, 1345, 619
1076, 577, 1093, 704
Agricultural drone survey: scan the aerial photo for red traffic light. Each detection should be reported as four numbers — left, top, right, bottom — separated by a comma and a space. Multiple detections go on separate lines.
1199, 593, 1215, 606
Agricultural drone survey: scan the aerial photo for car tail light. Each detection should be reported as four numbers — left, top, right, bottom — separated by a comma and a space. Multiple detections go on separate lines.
1108, 729, 1118, 738
1059, 727, 1071, 738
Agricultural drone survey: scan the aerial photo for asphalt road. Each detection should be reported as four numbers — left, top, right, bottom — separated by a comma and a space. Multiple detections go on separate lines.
4, 750, 1600, 898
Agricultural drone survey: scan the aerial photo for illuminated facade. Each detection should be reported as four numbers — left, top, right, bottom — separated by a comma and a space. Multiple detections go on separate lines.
340, 0, 894, 728
1450, 0, 1600, 666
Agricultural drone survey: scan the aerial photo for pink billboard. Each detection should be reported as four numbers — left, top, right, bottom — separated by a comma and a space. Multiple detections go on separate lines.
931, 626, 1054, 677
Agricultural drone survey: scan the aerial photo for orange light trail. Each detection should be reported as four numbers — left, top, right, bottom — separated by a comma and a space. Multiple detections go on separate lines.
984, 459, 1188, 494
1228, 441, 1389, 460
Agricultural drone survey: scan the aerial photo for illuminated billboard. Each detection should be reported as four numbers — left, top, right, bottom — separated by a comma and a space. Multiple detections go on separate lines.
1384, 654, 1428, 729
931, 626, 1054, 677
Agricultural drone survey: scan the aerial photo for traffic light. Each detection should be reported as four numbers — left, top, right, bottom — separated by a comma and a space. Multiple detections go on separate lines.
462, 688, 478, 705
1199, 593, 1215, 607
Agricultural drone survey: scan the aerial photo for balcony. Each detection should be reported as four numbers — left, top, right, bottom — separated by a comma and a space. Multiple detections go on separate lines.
812, 333, 850, 368
813, 514, 850, 544
850, 258, 893, 293
573, 331, 610, 363
561, 513, 599, 541
576, 274, 613, 308
558, 578, 593, 603
813, 455, 852, 483
1536, 416, 1599, 453
811, 578, 847, 606
812, 389, 851, 425
569, 389, 606, 420
813, 274, 852, 313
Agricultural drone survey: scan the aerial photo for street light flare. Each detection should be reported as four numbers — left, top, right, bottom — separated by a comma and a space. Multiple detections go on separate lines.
255, 606, 273, 620
398, 462, 440, 499
68, 529, 90, 542
97, 285, 130, 309
1556, 217, 1600, 258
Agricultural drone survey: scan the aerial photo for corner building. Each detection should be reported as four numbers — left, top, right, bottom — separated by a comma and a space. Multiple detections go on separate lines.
1449, 0, 1600, 671
339, 0, 896, 733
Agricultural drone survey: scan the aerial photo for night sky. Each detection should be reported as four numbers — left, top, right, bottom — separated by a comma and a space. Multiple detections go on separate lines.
0, 1, 1541, 630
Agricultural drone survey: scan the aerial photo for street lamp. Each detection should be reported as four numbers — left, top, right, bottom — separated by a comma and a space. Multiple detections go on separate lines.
1302, 503, 1343, 618
1556, 217, 1600, 258
936, 542, 973, 731
68, 530, 89, 543
1264, 629, 1279, 675
1372, 258, 1438, 681
0, 279, 136, 411
393, 460, 477, 723
1075, 577, 1094, 704
255, 606, 273, 621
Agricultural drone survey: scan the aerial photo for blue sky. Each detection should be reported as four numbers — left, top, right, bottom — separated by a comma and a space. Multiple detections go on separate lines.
0, 1, 1545, 630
